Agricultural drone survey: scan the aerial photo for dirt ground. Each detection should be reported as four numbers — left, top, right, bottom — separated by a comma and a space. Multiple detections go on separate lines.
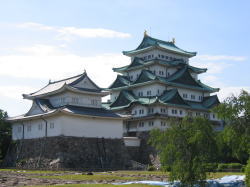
0, 170, 168, 186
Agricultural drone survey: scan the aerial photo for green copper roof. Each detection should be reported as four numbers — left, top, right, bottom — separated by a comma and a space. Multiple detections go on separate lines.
108, 66, 219, 93
159, 89, 189, 107
203, 95, 220, 108
113, 58, 207, 74
133, 70, 158, 84
108, 75, 131, 89
107, 88, 219, 111
123, 35, 197, 57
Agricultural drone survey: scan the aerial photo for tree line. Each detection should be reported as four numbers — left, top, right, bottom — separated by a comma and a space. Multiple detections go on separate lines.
149, 90, 250, 186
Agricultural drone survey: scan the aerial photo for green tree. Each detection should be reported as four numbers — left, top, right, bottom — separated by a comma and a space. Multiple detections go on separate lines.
0, 109, 11, 160
149, 117, 217, 187
213, 90, 250, 163
246, 158, 250, 187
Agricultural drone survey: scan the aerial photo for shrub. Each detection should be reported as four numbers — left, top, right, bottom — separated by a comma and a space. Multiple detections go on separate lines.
161, 165, 171, 172
147, 165, 156, 171
204, 163, 218, 172
245, 159, 250, 187
217, 163, 243, 171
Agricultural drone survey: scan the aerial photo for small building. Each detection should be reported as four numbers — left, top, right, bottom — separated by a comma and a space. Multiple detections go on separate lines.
6, 71, 130, 169
8, 71, 124, 140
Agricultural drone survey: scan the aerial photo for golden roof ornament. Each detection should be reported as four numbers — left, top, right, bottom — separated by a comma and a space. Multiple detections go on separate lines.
144, 30, 148, 37
172, 37, 176, 44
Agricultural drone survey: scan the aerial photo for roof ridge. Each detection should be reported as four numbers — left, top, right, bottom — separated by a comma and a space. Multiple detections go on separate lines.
50, 72, 84, 84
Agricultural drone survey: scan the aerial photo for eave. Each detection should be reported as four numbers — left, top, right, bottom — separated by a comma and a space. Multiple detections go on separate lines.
23, 85, 108, 100
123, 45, 196, 58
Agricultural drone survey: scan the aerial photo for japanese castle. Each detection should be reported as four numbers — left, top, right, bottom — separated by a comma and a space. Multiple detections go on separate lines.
8, 72, 125, 140
104, 32, 222, 136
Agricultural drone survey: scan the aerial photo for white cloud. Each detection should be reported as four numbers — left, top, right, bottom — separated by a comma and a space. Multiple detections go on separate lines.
217, 86, 250, 101
17, 22, 131, 41
195, 55, 247, 61
0, 44, 129, 89
0, 86, 36, 99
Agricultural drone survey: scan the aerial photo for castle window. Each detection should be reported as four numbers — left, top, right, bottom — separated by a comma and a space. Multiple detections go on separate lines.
179, 110, 183, 115
152, 54, 154, 58
199, 96, 203, 101
91, 99, 98, 106
148, 108, 154, 113
27, 125, 32, 132
148, 55, 151, 59
183, 93, 188, 98
204, 113, 209, 119
147, 90, 151, 96
196, 112, 200, 116
157, 89, 160, 95
161, 108, 166, 113
166, 56, 168, 59
60, 97, 65, 103
191, 95, 196, 100
158, 54, 161, 58
50, 122, 54, 129
138, 92, 143, 96
161, 121, 166, 126
38, 123, 43, 130
139, 109, 144, 115
72, 97, 79, 104
213, 114, 215, 119
172, 109, 177, 114
139, 122, 144, 127
149, 121, 154, 127
161, 55, 164, 58
134, 110, 137, 115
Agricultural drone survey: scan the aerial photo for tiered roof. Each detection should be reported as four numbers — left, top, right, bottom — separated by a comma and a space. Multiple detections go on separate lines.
113, 58, 207, 74
105, 88, 219, 111
7, 98, 124, 122
23, 72, 108, 99
123, 35, 197, 57
108, 66, 219, 93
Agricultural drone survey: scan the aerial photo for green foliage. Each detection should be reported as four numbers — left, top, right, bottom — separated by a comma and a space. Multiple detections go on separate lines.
204, 163, 218, 172
147, 165, 156, 171
149, 117, 217, 186
0, 109, 11, 160
213, 90, 250, 163
217, 163, 243, 171
246, 158, 250, 187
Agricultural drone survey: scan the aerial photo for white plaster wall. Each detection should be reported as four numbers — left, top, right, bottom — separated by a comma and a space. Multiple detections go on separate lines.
132, 49, 189, 63
133, 84, 166, 97
167, 67, 178, 77
190, 73, 198, 80
12, 115, 63, 140
127, 69, 142, 81
131, 105, 148, 117
167, 86, 203, 102
74, 76, 98, 90
147, 64, 166, 77
49, 91, 102, 108
110, 91, 120, 102
167, 106, 186, 117
26, 102, 44, 116
60, 115, 123, 138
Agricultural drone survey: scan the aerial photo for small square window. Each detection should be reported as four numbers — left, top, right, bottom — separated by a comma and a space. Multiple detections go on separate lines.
50, 122, 54, 129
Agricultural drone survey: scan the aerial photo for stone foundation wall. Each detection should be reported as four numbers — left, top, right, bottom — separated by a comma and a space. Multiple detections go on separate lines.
126, 132, 158, 166
4, 136, 131, 170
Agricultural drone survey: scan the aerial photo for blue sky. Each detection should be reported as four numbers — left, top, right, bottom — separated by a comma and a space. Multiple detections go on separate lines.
0, 0, 249, 116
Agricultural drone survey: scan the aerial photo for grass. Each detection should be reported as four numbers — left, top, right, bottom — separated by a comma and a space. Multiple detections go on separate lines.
28, 184, 158, 187
110, 171, 167, 176
36, 174, 144, 181
0, 168, 68, 174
